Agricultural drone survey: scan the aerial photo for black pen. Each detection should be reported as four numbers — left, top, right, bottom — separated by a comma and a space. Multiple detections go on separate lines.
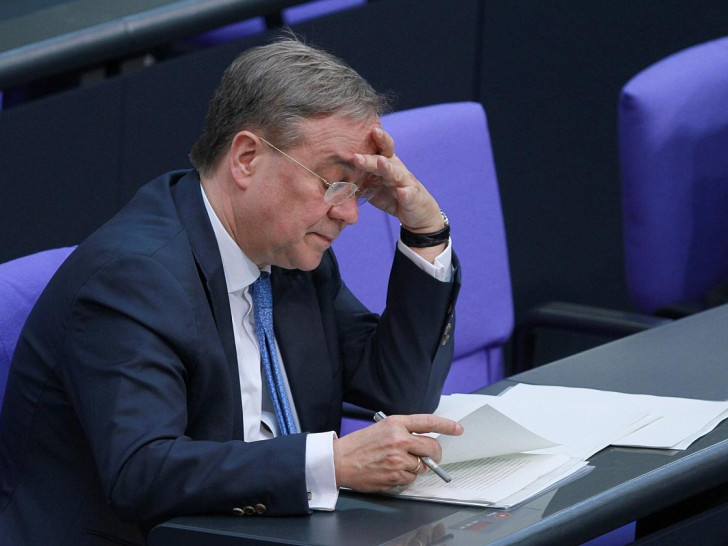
373, 411, 452, 483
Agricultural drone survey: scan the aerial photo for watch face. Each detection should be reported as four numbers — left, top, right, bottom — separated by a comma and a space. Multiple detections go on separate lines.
441, 210, 449, 227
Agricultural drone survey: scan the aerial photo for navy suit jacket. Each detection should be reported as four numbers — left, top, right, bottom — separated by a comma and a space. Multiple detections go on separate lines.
0, 170, 459, 545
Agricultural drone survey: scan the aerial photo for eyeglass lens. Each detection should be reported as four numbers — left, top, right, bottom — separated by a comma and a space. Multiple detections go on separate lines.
324, 182, 375, 206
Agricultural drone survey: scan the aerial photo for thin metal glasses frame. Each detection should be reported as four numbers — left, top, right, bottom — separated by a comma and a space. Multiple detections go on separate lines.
259, 136, 373, 206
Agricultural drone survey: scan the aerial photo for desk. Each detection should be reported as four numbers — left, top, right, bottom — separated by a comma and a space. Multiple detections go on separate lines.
149, 304, 728, 545
0, 0, 307, 89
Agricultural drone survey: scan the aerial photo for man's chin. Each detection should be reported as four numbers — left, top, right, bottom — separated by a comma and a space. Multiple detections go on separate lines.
287, 250, 326, 272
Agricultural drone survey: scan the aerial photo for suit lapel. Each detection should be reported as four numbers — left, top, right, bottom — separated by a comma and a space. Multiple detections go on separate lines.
271, 268, 334, 433
171, 171, 243, 437
171, 172, 335, 435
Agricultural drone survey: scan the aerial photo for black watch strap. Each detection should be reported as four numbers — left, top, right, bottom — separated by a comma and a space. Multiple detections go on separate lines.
400, 211, 450, 248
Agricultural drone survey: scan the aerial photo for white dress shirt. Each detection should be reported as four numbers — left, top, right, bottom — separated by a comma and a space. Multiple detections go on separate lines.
201, 184, 452, 510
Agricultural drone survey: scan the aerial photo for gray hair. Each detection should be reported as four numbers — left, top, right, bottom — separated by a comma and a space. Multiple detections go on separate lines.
189, 36, 390, 176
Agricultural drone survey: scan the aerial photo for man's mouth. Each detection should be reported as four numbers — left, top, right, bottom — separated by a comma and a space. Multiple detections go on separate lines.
312, 232, 335, 244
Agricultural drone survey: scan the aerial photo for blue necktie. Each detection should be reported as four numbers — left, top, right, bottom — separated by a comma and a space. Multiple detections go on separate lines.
250, 272, 298, 435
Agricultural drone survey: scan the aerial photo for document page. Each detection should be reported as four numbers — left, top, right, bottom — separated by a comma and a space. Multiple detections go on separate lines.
436, 404, 559, 464
491, 383, 728, 450
438, 391, 654, 460
385, 400, 592, 507
393, 453, 576, 507
457, 388, 655, 459
386, 383, 726, 509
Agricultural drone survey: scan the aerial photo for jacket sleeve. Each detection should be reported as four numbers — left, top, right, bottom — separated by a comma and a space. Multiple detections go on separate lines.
59, 254, 310, 523
334, 248, 461, 415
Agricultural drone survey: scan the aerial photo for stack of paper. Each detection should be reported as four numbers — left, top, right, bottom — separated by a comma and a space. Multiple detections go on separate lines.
387, 384, 728, 509
487, 384, 728, 451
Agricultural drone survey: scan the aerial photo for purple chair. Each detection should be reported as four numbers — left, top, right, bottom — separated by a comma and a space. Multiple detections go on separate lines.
283, 0, 367, 25
620, 36, 728, 316
186, 0, 367, 48
336, 102, 514, 434
513, 38, 728, 371
0, 247, 76, 407
185, 18, 266, 48
518, 39, 728, 537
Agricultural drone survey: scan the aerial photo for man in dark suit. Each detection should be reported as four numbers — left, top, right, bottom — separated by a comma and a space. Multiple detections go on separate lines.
0, 37, 462, 544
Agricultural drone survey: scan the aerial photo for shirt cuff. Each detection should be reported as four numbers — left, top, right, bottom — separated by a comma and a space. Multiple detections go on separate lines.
305, 431, 339, 511
397, 237, 453, 282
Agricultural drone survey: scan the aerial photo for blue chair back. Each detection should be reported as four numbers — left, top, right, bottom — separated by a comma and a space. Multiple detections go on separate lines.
0, 247, 75, 407
185, 18, 266, 47
283, 0, 367, 25
619, 37, 728, 313
334, 102, 513, 395
187, 0, 367, 47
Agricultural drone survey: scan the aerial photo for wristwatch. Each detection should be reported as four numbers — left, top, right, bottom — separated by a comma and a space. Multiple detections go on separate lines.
400, 210, 450, 248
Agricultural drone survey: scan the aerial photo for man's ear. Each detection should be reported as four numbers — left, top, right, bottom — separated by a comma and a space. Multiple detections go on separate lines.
229, 131, 261, 188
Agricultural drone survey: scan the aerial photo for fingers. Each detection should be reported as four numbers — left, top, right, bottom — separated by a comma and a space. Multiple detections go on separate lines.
352, 151, 407, 186
384, 414, 461, 467
374, 415, 451, 462
392, 413, 465, 437
352, 152, 427, 218
333, 428, 422, 491
333, 413, 462, 492
372, 413, 461, 472
406, 457, 422, 474
353, 137, 442, 231
372, 126, 394, 157
353, 128, 408, 187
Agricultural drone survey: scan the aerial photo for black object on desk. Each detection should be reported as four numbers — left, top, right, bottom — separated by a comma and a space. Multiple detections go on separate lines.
149, 305, 728, 545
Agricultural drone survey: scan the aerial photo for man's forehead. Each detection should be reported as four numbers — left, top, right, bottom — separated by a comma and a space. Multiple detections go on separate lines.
298, 115, 378, 145
297, 115, 379, 167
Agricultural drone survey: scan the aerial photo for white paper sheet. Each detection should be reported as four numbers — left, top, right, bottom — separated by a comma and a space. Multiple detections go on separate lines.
436, 404, 559, 464
493, 383, 728, 450
444, 392, 654, 460
395, 454, 575, 507
384, 384, 728, 509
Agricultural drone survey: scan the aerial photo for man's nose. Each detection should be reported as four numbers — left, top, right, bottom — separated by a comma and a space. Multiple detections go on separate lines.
328, 197, 359, 225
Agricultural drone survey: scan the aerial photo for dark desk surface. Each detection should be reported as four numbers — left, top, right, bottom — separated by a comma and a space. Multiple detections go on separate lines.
148, 305, 728, 545
0, 0, 307, 89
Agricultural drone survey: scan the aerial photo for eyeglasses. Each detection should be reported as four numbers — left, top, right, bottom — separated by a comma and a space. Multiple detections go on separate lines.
259, 137, 374, 206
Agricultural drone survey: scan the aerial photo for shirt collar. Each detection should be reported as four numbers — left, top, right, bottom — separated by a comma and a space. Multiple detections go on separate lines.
200, 183, 269, 294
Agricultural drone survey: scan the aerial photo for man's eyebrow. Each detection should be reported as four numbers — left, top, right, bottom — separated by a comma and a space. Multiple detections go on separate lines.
325, 155, 357, 172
